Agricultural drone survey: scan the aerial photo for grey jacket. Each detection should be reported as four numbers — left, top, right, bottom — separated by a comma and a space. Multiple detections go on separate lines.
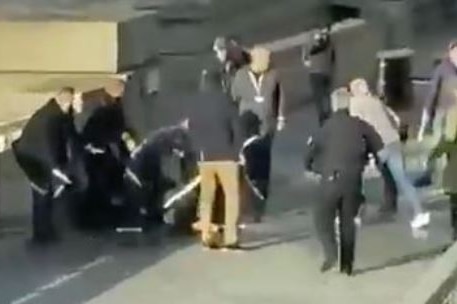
231, 67, 284, 134
425, 58, 457, 117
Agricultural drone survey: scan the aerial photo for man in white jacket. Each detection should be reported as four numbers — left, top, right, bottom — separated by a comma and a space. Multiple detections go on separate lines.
349, 78, 430, 232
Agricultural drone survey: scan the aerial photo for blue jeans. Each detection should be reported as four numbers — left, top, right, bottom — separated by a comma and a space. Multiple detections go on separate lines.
381, 143, 423, 216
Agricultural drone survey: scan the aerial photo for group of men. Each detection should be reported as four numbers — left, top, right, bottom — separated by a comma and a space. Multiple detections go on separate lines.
12, 80, 141, 244
11, 34, 286, 251
304, 39, 457, 276
10, 26, 457, 278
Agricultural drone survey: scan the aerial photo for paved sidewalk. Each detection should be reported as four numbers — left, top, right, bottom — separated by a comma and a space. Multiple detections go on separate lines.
86, 108, 452, 304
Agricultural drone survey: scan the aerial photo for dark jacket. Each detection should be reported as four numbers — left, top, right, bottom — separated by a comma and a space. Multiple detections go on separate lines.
304, 110, 383, 177
12, 99, 72, 187
424, 57, 457, 118
127, 126, 192, 182
187, 74, 242, 161
231, 67, 284, 135
81, 91, 134, 162
303, 34, 335, 76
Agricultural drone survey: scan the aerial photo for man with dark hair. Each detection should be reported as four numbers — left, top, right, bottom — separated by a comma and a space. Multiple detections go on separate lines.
120, 123, 192, 231
79, 79, 136, 229
12, 87, 75, 244
304, 88, 383, 275
213, 36, 251, 95
416, 41, 457, 186
188, 68, 243, 250
303, 25, 336, 125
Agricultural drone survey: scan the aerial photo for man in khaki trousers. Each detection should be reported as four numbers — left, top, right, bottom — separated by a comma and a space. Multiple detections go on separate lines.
199, 161, 240, 248
186, 68, 242, 250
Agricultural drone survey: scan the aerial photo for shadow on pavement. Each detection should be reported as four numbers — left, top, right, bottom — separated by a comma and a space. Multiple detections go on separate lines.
354, 244, 450, 276
243, 231, 311, 251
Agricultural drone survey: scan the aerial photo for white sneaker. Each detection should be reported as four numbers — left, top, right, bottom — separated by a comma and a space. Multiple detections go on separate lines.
354, 216, 362, 227
410, 212, 430, 229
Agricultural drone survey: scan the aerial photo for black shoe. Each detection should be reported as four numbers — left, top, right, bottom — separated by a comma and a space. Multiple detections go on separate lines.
340, 264, 353, 276
320, 259, 337, 273
27, 234, 60, 247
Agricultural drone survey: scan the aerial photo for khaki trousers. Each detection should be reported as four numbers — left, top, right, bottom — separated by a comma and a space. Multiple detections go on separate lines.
199, 161, 240, 246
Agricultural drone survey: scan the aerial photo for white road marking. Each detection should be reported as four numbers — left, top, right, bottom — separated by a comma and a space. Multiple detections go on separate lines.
9, 256, 113, 304
10, 292, 40, 304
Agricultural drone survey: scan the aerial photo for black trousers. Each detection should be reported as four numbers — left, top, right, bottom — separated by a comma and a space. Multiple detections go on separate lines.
314, 173, 362, 271
310, 73, 331, 126
31, 187, 56, 241
253, 132, 273, 219
449, 194, 457, 241
83, 150, 125, 229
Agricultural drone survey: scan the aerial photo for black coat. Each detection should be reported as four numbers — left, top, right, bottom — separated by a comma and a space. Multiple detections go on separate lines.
186, 90, 242, 161
82, 100, 127, 149
304, 110, 383, 177
304, 34, 335, 76
12, 99, 72, 187
127, 126, 192, 182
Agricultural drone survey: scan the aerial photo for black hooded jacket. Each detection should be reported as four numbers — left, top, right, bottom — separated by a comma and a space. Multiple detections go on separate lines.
188, 70, 242, 161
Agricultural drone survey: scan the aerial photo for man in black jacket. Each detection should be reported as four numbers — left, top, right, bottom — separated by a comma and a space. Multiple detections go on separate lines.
188, 69, 242, 250
303, 25, 336, 126
79, 79, 136, 229
12, 87, 75, 244
212, 36, 251, 95
304, 88, 383, 275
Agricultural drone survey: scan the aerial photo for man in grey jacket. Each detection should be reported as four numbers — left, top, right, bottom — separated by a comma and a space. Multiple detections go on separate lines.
349, 78, 430, 233
231, 46, 286, 221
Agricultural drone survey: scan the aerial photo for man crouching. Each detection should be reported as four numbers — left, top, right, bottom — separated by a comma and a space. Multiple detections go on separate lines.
304, 88, 384, 275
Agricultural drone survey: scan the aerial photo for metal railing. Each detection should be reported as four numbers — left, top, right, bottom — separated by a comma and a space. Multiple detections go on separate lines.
0, 116, 29, 153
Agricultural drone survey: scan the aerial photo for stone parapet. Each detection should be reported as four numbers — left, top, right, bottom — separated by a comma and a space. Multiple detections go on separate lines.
0, 12, 158, 73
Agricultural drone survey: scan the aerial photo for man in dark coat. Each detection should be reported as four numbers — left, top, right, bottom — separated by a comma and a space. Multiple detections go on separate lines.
188, 69, 243, 250
120, 124, 192, 231
12, 87, 75, 244
304, 88, 383, 275
79, 79, 136, 229
303, 25, 336, 126
213, 36, 251, 95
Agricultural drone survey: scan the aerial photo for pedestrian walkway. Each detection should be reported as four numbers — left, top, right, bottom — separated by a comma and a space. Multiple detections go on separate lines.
85, 107, 452, 304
